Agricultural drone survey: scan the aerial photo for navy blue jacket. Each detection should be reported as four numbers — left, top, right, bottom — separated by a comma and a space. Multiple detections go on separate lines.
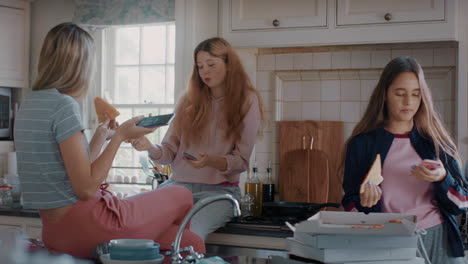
342, 126, 468, 257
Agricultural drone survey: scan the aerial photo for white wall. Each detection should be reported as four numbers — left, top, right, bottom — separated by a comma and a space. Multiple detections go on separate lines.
174, 0, 219, 100
29, 0, 76, 88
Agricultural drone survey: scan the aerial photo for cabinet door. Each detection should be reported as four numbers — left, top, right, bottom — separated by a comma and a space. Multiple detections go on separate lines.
230, 0, 327, 31
0, 6, 26, 88
336, 0, 445, 26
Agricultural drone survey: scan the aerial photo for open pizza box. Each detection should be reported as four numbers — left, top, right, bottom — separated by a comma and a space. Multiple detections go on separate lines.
294, 211, 417, 236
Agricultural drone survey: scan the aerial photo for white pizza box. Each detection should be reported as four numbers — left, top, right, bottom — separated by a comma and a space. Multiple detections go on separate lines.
286, 238, 418, 263
294, 211, 416, 236
293, 232, 418, 249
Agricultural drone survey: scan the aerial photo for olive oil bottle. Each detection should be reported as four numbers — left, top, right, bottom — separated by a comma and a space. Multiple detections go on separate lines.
245, 161, 263, 216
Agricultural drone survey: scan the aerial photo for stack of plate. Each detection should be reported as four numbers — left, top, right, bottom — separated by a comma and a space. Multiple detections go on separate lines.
100, 239, 163, 264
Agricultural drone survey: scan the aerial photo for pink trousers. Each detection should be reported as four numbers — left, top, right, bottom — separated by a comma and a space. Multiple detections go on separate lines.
41, 185, 205, 259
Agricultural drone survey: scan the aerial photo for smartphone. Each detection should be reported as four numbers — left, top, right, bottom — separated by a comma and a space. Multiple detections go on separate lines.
421, 160, 441, 170
136, 113, 174, 128
183, 152, 198, 161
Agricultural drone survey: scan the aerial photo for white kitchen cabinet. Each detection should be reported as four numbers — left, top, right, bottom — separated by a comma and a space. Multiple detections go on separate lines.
336, 0, 445, 26
229, 0, 327, 31
0, 0, 30, 88
219, 0, 456, 48
0, 216, 42, 239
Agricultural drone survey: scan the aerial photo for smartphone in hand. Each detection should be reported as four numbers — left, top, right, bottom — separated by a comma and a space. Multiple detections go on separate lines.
183, 152, 198, 161
136, 113, 174, 128
421, 160, 441, 170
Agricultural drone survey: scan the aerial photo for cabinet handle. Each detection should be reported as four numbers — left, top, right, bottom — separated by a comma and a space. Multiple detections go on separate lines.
384, 13, 392, 21
272, 19, 280, 27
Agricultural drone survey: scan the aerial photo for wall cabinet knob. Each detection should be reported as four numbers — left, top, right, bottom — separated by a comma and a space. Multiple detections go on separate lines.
384, 13, 392, 21
272, 19, 280, 27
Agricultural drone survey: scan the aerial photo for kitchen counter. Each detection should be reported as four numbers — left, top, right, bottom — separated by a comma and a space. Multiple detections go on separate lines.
0, 207, 39, 218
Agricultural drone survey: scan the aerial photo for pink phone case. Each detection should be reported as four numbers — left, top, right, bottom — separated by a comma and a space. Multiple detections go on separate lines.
421, 160, 441, 170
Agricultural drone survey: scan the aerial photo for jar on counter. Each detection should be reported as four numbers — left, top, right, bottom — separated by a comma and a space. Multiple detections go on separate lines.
0, 185, 13, 208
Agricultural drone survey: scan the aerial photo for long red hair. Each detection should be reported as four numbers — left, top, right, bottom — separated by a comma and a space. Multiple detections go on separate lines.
173, 37, 264, 147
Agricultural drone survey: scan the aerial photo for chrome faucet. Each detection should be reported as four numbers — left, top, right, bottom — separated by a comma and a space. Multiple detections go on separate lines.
170, 194, 241, 264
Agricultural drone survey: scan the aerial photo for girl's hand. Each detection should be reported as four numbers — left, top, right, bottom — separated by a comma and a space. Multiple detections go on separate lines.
359, 182, 382, 208
114, 116, 157, 142
184, 152, 209, 169
130, 136, 154, 151
96, 117, 119, 141
411, 160, 447, 182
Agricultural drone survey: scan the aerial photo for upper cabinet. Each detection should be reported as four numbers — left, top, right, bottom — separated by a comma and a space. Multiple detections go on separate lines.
0, 0, 30, 88
336, 0, 445, 26
230, 0, 327, 31
219, 0, 455, 48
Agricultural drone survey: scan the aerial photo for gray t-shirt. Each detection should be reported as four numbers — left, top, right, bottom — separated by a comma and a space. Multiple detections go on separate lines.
14, 88, 90, 209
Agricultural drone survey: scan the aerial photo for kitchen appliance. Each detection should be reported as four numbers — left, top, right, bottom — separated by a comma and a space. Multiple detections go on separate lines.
262, 202, 340, 220
0, 87, 12, 139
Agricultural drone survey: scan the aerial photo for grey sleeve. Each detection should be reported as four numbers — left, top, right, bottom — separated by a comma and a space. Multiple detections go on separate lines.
54, 97, 85, 143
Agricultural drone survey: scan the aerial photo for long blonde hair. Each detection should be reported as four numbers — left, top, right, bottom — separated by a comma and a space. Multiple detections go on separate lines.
173, 37, 264, 147
33, 22, 95, 98
344, 56, 461, 166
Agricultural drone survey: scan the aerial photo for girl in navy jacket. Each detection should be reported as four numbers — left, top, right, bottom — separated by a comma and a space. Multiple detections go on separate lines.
342, 56, 468, 263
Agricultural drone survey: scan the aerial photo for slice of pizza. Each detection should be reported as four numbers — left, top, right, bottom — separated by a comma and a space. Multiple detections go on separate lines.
359, 154, 383, 194
94, 97, 120, 123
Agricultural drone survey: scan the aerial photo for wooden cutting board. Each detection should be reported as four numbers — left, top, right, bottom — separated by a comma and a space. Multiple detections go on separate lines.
279, 121, 344, 204
282, 149, 329, 204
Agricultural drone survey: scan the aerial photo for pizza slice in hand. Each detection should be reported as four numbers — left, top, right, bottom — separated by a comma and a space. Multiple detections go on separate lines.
94, 97, 120, 123
359, 154, 383, 194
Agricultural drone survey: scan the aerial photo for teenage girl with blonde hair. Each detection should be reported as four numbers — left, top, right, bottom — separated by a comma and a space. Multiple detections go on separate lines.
14, 22, 204, 259
131, 37, 264, 240
342, 56, 467, 263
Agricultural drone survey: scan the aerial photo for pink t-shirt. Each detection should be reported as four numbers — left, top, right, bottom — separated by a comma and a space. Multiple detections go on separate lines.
381, 134, 443, 230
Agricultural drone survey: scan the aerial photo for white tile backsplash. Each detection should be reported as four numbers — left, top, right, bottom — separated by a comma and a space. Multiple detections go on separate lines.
313, 52, 332, 69
321, 102, 341, 121
360, 79, 378, 101
276, 54, 294, 70
282, 81, 302, 101
371, 50, 391, 68
256, 131, 272, 153
256, 44, 456, 168
302, 102, 321, 120
391, 49, 412, 59
321, 80, 341, 101
351, 51, 371, 69
282, 102, 302, 120
302, 81, 321, 101
294, 53, 314, 70
341, 102, 361, 122
412, 48, 433, 67
258, 54, 275, 71
256, 71, 273, 91
434, 48, 456, 67
332, 51, 351, 69
340, 79, 361, 101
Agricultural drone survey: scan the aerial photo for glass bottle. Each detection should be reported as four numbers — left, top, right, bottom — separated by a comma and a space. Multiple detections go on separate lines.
245, 161, 263, 216
262, 160, 275, 204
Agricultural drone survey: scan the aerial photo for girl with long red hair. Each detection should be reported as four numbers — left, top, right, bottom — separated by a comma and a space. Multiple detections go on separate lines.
131, 37, 264, 240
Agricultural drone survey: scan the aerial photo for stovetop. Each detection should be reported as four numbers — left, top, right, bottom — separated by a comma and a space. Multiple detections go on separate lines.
225, 216, 303, 232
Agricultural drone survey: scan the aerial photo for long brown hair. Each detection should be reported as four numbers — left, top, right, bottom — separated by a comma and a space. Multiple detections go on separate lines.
173, 37, 264, 147
344, 56, 461, 167
33, 22, 94, 98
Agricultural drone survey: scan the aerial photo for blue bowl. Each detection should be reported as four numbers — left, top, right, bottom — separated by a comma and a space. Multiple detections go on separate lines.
109, 239, 160, 261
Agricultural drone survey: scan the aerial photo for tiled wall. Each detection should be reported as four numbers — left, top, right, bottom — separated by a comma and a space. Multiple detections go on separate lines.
253, 43, 457, 185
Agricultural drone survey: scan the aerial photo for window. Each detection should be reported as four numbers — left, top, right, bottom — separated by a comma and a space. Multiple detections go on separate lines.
101, 23, 175, 197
